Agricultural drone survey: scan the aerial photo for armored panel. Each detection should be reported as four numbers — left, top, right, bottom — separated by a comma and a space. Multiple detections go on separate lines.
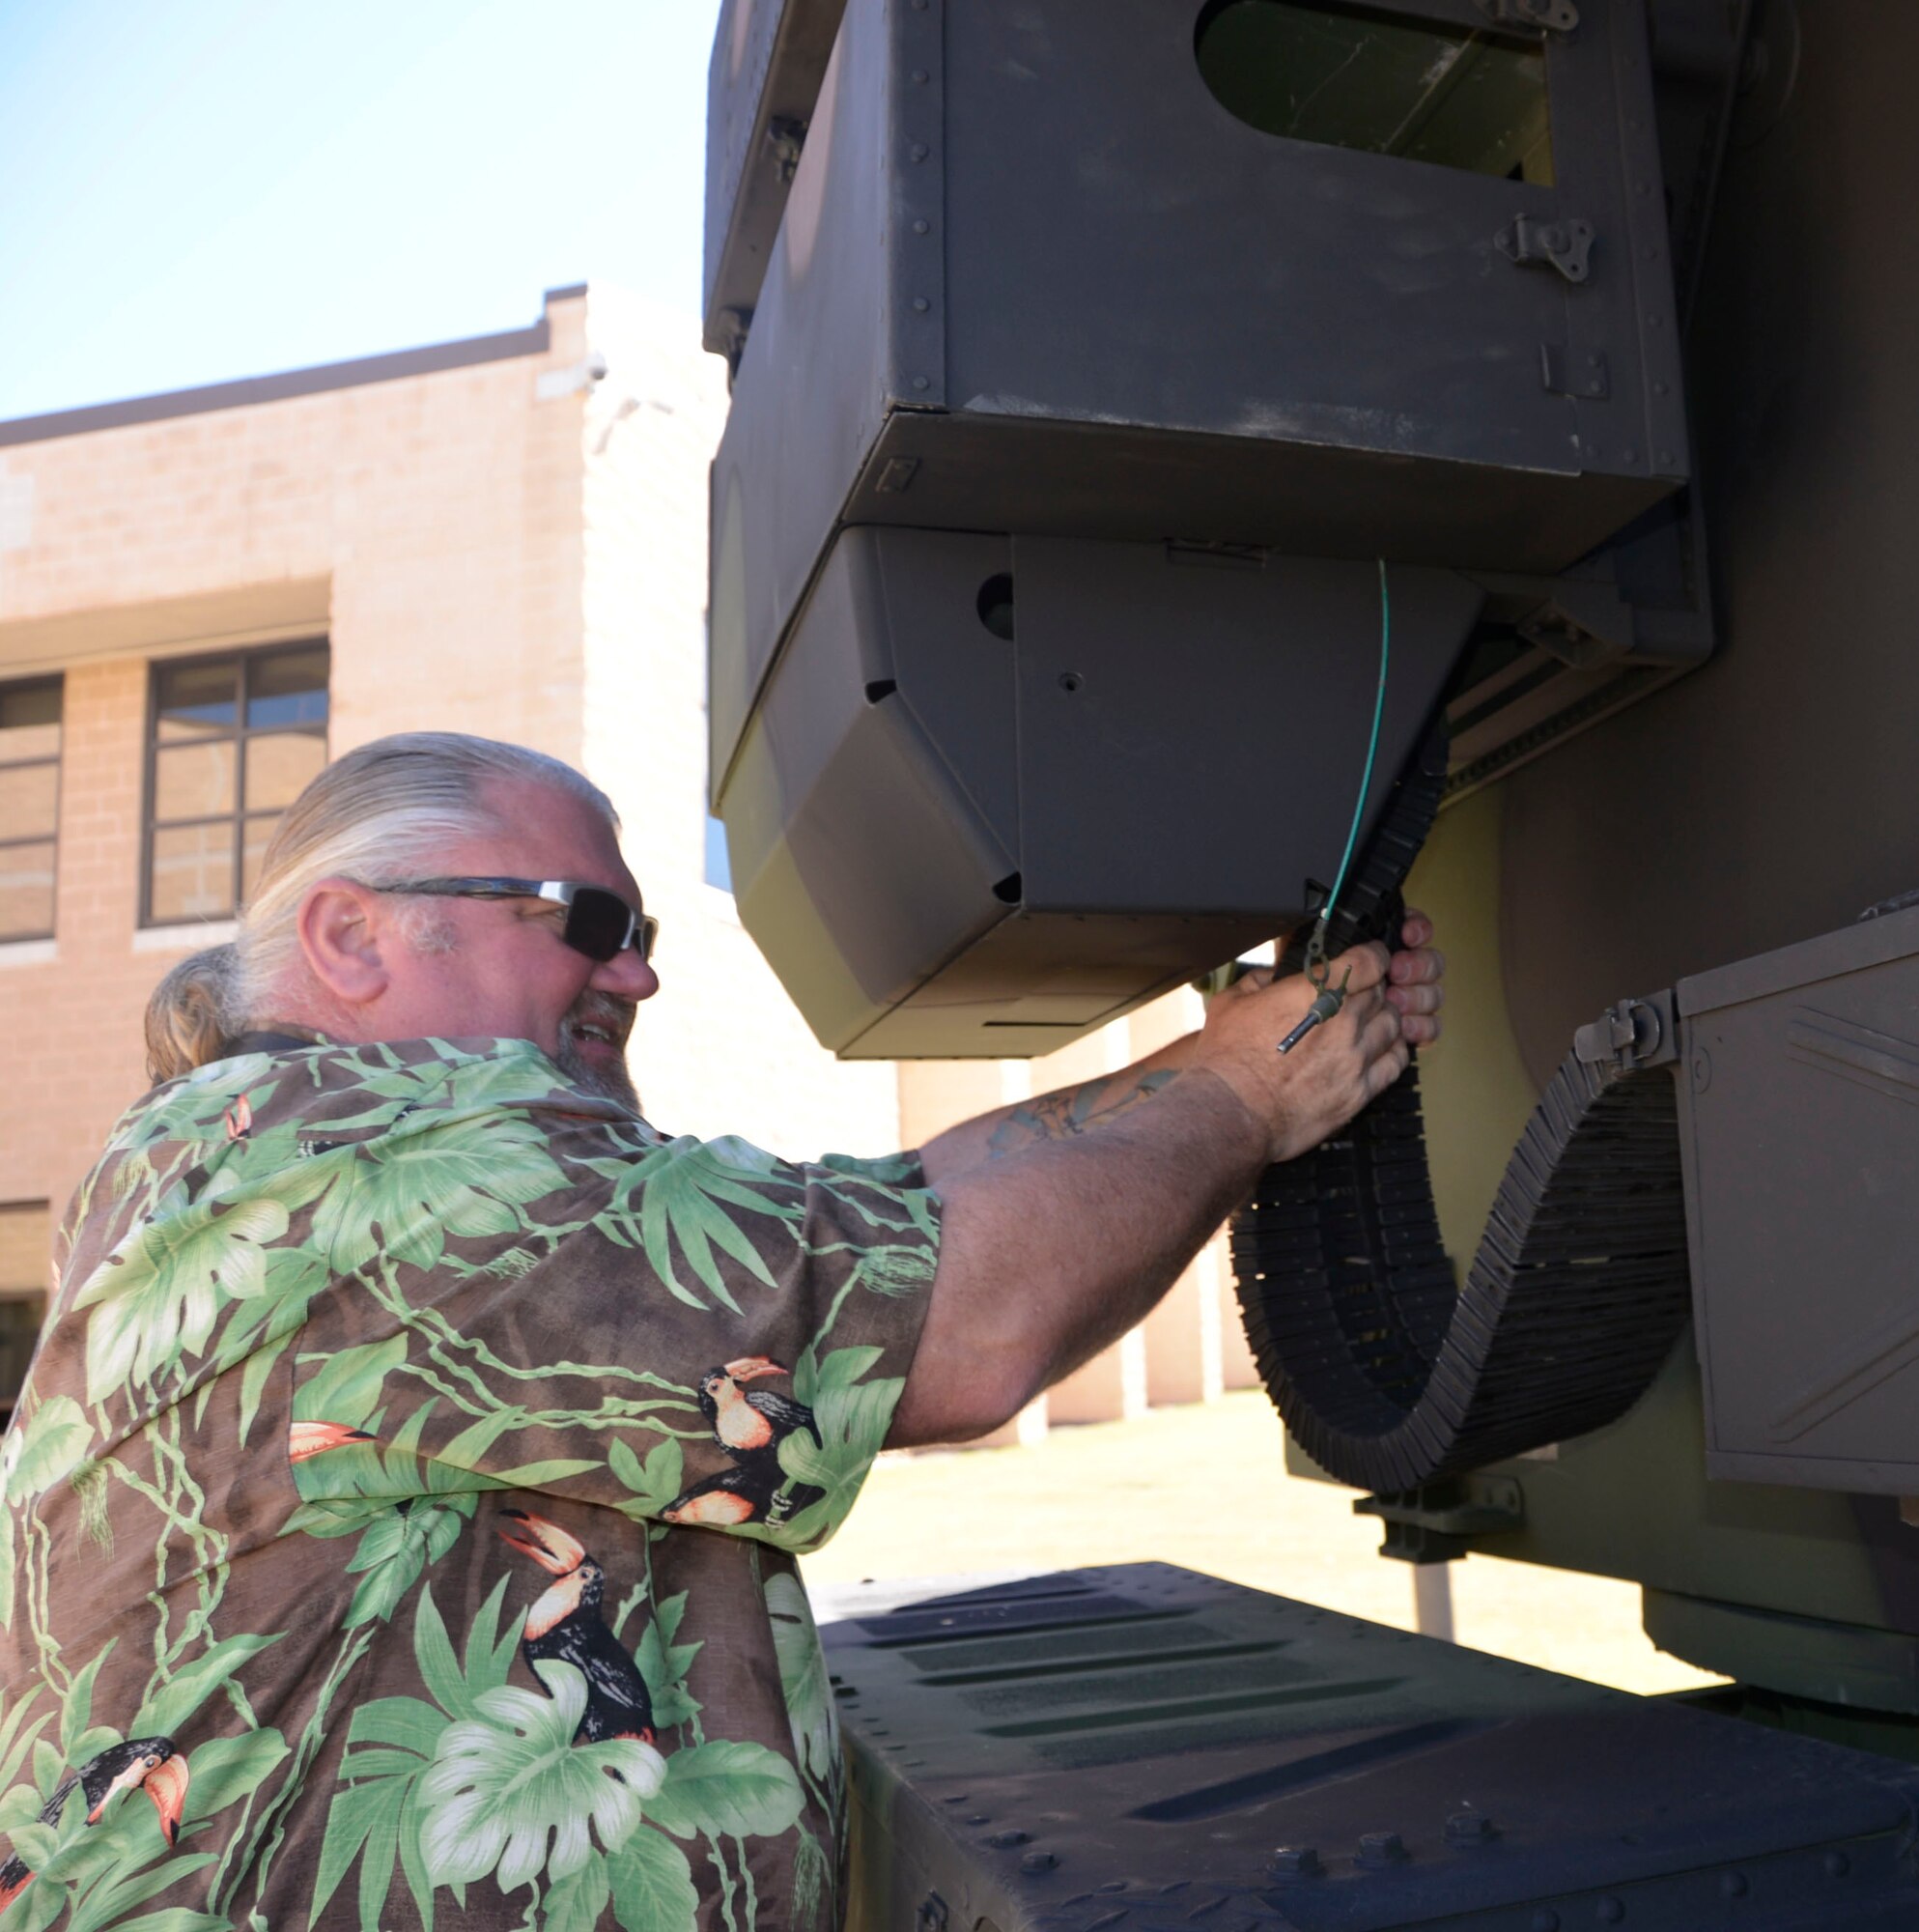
1679, 904, 1919, 1492
821, 1565, 1919, 1931
720, 529, 1480, 1055
703, 0, 849, 359
709, 0, 1690, 786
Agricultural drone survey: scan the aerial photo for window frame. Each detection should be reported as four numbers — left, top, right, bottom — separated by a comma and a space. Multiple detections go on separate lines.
140, 639, 330, 929
0, 674, 65, 945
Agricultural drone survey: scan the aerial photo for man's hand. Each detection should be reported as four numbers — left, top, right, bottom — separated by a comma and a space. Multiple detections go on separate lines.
1190, 913, 1445, 1165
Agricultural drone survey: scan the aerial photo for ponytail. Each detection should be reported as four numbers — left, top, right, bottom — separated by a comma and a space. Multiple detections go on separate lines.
144, 945, 239, 1084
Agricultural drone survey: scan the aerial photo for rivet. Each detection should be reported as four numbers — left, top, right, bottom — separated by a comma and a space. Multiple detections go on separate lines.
1636, 179, 1651, 194
913, 218, 930, 235
988, 1829, 1029, 1848
1721, 1872, 1748, 1898
1268, 1847, 1322, 1879
1652, 382, 1668, 396
1823, 1851, 1850, 1878
911, 68, 929, 83
1020, 1850, 1058, 1873
1446, 1813, 1495, 1846
912, 296, 930, 312
1646, 313, 1664, 328
911, 375, 930, 391
967, 1814, 989, 1826
911, 142, 929, 160
1595, 1898, 1624, 1924
1623, 446, 1638, 463
1657, 448, 1675, 466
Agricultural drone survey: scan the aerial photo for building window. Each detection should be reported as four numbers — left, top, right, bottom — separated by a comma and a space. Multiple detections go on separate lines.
143, 642, 329, 926
0, 1202, 50, 1420
0, 678, 62, 942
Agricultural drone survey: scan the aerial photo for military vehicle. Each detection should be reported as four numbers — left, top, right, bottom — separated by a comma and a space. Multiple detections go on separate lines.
701, 0, 1919, 1922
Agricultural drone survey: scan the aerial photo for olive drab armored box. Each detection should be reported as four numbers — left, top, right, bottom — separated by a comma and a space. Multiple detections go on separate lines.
708, 0, 1693, 1056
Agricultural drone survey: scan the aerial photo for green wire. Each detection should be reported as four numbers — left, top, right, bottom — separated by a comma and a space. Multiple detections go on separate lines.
1311, 557, 1391, 960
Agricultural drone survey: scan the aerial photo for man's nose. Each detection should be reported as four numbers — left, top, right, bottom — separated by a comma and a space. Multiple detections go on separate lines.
593, 947, 659, 1002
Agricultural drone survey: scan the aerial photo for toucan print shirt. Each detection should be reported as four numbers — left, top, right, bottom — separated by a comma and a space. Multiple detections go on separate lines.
0, 1035, 939, 1931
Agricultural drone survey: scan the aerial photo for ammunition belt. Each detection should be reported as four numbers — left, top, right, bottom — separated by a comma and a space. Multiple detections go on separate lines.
1229, 724, 1693, 1492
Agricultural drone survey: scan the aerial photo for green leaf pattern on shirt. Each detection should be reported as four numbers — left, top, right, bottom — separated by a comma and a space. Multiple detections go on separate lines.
0, 1037, 937, 1929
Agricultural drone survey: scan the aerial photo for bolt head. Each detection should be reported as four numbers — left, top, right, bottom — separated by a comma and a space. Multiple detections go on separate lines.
1020, 1850, 1058, 1874
1357, 1831, 1408, 1867
1269, 1846, 1322, 1878
1446, 1812, 1495, 1846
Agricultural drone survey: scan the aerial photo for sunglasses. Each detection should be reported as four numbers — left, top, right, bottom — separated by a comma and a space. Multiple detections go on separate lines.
371, 876, 659, 963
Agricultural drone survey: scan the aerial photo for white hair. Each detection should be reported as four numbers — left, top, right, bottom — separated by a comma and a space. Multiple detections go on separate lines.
144, 731, 618, 1079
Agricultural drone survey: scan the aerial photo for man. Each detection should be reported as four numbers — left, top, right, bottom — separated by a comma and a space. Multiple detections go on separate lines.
0, 732, 1440, 1931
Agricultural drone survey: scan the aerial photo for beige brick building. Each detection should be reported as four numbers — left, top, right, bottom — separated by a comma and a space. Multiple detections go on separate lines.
0, 284, 1254, 1435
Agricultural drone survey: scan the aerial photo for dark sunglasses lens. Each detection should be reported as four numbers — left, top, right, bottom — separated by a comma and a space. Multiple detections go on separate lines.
561, 888, 634, 962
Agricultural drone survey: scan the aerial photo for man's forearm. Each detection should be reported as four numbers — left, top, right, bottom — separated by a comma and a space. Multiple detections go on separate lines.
917, 1035, 1198, 1184
889, 1067, 1264, 1445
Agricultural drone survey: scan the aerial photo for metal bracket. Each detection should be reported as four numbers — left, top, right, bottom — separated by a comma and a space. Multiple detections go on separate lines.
1498, 214, 1594, 284
1355, 1479, 1525, 1564
1477, 0, 1580, 31
765, 115, 807, 185
1573, 989, 1679, 1074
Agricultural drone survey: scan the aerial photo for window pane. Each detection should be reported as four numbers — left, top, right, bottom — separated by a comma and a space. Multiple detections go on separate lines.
240, 813, 282, 906
0, 763, 57, 841
244, 731, 326, 812
0, 842, 54, 938
0, 684, 60, 763
155, 659, 238, 739
1195, 0, 1554, 185
154, 740, 237, 821
247, 647, 329, 729
150, 822, 234, 923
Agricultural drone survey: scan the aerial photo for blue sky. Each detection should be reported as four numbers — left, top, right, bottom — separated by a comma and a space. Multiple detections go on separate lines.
0, 0, 723, 422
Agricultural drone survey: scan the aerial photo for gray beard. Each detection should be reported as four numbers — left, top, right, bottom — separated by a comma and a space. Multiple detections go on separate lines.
552, 1031, 641, 1114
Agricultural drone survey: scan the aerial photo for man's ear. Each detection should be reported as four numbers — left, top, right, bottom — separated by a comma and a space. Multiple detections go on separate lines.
297, 879, 392, 1009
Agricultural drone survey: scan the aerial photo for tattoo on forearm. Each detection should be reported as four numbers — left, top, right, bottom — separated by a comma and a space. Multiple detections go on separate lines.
986, 1069, 1181, 1157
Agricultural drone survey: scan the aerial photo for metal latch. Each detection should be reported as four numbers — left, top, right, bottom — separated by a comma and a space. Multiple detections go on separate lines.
1573, 991, 1678, 1074
1477, 0, 1580, 32
1498, 214, 1594, 284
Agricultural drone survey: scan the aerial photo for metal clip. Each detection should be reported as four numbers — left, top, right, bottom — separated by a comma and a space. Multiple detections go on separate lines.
1498, 214, 1594, 284
1572, 992, 1677, 1074
1477, 0, 1579, 32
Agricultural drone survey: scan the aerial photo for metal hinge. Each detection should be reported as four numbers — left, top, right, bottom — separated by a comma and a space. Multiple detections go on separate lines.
1573, 990, 1679, 1074
1477, 0, 1580, 32
1499, 214, 1594, 283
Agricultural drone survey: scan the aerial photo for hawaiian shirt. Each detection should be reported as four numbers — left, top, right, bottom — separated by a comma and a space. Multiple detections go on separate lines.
0, 1036, 939, 1932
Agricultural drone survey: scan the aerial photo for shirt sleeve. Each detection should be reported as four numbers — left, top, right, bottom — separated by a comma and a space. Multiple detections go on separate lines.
284, 1106, 941, 1555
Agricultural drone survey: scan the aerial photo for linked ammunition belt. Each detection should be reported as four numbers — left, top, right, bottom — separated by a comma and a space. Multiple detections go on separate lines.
1229, 724, 1693, 1493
